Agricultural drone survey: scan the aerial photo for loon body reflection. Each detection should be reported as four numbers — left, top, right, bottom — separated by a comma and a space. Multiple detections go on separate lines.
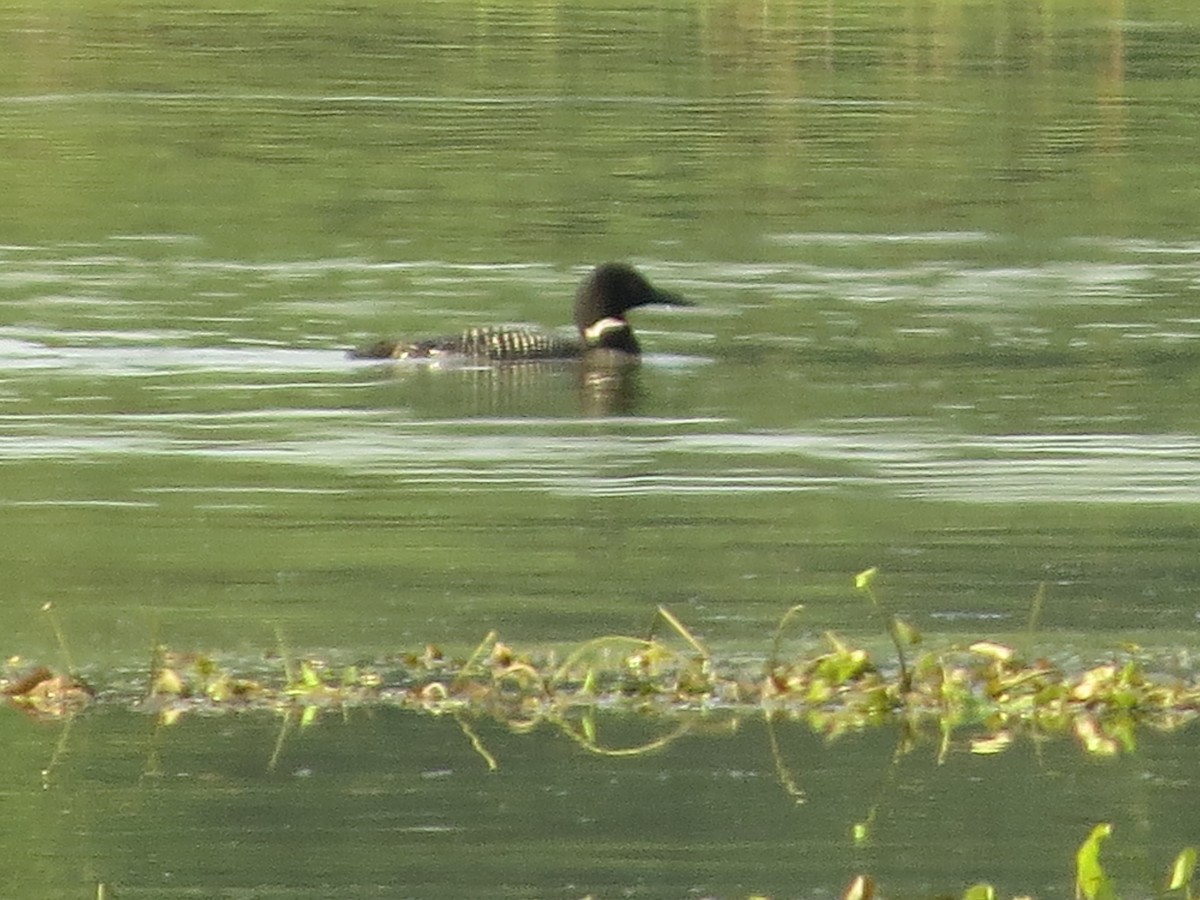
349, 263, 691, 361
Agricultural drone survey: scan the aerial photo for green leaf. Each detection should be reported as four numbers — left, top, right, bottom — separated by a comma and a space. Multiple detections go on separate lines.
852, 821, 870, 845
300, 661, 322, 688
842, 874, 874, 900
582, 710, 596, 745
854, 567, 878, 591
893, 617, 921, 646
1075, 823, 1115, 900
1168, 846, 1197, 892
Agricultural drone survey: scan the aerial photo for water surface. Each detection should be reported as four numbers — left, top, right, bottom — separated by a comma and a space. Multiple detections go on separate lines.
2, 0, 1198, 896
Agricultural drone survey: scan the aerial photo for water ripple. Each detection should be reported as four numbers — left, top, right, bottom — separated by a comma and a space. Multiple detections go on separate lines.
2, 410, 1197, 504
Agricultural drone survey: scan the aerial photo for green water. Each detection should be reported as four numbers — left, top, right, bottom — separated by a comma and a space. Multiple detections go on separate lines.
2, 0, 1198, 896
6, 706, 1198, 899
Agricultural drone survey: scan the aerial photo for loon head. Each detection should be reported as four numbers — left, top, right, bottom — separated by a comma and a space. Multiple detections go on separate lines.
573, 263, 692, 353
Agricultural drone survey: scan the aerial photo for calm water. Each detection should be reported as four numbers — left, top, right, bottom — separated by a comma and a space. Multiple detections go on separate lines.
2, 0, 1198, 896
5, 706, 1198, 899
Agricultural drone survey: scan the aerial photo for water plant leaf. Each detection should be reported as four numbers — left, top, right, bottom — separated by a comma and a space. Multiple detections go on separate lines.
420, 644, 443, 667
1074, 717, 1122, 757
452, 630, 499, 690
5, 668, 94, 718
969, 732, 1012, 755
969, 641, 1015, 662
843, 874, 874, 900
854, 567, 878, 591
1075, 822, 1114, 900
299, 661, 322, 689
893, 617, 921, 646
676, 656, 714, 696
455, 715, 498, 771
768, 603, 806, 670
655, 605, 711, 661
581, 710, 596, 745
813, 639, 872, 686
3, 666, 56, 698
962, 884, 995, 900
1167, 846, 1197, 892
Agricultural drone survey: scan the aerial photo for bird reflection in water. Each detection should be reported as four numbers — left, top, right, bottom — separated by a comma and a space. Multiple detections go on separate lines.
577, 352, 643, 416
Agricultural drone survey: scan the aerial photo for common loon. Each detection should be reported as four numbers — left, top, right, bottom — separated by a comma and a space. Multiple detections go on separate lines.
348, 262, 691, 361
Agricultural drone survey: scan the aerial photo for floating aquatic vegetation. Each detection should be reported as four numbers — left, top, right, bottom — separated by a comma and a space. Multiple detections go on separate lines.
1, 576, 1197, 765
1, 664, 92, 720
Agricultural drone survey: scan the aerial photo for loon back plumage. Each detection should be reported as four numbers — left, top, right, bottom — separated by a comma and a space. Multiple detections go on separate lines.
348, 262, 690, 361
390, 325, 580, 361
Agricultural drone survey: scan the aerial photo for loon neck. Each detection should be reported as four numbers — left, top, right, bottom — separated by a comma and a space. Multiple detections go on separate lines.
582, 316, 640, 354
